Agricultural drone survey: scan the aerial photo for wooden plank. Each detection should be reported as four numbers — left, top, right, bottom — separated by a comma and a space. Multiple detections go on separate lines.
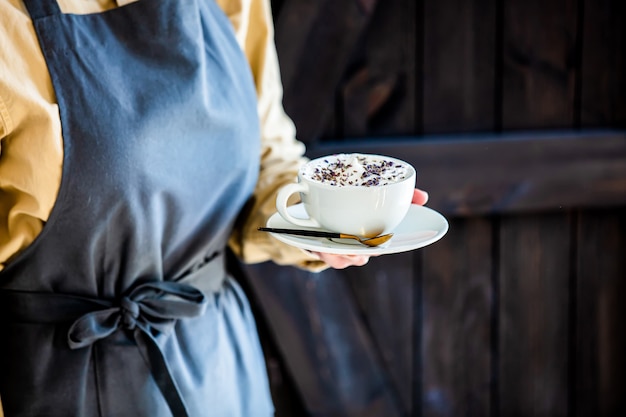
272, 0, 324, 89
501, 0, 578, 129
273, 0, 379, 145
307, 130, 626, 216
422, 0, 497, 133
420, 217, 493, 416
335, 0, 418, 138
241, 262, 404, 417
580, 0, 626, 126
575, 208, 626, 416
342, 252, 416, 415
498, 213, 571, 416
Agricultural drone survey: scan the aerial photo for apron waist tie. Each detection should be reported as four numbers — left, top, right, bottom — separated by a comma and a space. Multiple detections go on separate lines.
0, 253, 226, 417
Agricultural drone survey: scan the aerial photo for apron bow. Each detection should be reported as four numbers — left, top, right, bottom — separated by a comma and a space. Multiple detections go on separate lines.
67, 281, 207, 349
0, 254, 224, 417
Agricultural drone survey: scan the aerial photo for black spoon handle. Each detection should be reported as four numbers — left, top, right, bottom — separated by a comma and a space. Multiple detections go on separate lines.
258, 227, 342, 239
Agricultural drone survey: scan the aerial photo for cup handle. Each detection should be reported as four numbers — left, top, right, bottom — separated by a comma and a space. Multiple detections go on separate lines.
276, 182, 321, 228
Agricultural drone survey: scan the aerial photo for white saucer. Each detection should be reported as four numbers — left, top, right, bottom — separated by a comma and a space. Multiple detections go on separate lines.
265, 204, 449, 255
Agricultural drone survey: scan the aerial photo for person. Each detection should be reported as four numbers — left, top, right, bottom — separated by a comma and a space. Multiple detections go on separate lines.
0, 0, 428, 416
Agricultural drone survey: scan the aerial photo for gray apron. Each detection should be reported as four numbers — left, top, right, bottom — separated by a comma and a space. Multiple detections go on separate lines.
0, 0, 273, 415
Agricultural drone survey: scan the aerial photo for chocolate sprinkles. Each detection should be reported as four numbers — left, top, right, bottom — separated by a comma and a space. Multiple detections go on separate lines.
304, 154, 409, 187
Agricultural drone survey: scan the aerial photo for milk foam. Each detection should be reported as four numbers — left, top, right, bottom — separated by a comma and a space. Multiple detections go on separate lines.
303, 154, 410, 187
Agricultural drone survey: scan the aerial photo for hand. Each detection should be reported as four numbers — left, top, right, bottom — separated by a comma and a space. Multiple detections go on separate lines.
312, 188, 429, 269
310, 251, 371, 269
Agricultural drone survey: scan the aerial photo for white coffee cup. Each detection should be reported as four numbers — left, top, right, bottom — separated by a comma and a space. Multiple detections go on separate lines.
276, 153, 416, 237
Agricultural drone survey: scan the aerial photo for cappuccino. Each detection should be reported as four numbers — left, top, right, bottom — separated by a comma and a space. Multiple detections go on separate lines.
276, 153, 416, 237
302, 154, 410, 187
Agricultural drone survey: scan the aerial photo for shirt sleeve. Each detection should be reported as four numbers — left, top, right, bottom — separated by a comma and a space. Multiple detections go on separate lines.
217, 0, 328, 272
0, 0, 66, 273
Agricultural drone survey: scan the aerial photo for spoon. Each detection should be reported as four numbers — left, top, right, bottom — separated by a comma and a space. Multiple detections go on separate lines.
258, 227, 393, 247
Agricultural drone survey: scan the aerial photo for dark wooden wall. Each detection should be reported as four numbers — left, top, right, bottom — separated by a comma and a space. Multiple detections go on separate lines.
236, 0, 626, 416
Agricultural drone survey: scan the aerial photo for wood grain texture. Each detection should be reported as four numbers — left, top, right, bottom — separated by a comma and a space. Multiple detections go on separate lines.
422, 0, 497, 133
580, 0, 626, 127
498, 213, 571, 417
342, 252, 416, 415
501, 0, 578, 129
420, 218, 493, 417
272, 0, 379, 145
341, 0, 418, 136
575, 208, 626, 416
241, 262, 403, 417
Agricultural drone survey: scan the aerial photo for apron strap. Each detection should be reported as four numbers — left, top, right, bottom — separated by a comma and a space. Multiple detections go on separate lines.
22, 0, 62, 20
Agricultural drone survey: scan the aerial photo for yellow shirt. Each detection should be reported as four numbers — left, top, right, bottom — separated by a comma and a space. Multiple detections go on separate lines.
0, 0, 327, 275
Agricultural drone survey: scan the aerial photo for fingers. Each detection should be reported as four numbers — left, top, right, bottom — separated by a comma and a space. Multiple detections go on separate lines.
311, 252, 370, 269
412, 188, 429, 206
